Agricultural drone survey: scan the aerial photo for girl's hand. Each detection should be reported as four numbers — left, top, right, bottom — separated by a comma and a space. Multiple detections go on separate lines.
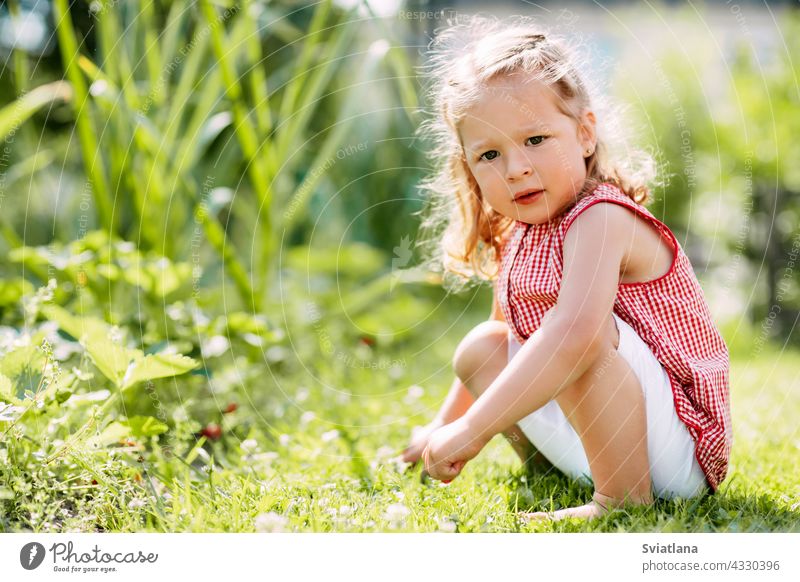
421, 418, 488, 482
401, 418, 445, 464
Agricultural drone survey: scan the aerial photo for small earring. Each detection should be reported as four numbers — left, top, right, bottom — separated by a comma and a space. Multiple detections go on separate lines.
585, 148, 593, 156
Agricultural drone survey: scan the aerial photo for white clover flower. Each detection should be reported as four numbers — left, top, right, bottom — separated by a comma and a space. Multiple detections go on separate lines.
107, 325, 123, 344
321, 429, 339, 443
255, 511, 288, 533
375, 445, 394, 462
127, 499, 146, 510
404, 384, 425, 404
436, 517, 457, 533
249, 452, 279, 469
201, 335, 229, 358
384, 503, 411, 527
240, 439, 259, 454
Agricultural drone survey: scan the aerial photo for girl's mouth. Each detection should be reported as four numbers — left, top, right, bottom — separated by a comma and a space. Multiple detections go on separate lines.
513, 189, 544, 204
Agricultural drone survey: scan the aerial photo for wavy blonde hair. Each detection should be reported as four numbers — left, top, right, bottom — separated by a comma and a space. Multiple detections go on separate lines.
416, 15, 656, 288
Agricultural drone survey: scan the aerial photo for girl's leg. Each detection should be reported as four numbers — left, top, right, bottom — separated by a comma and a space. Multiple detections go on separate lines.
523, 314, 653, 520
453, 321, 554, 473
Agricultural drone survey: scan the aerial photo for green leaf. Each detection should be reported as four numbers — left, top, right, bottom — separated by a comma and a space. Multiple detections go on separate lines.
0, 373, 14, 402
125, 415, 169, 438
86, 421, 130, 450
0, 344, 44, 380
0, 81, 73, 140
120, 352, 198, 391
40, 304, 198, 390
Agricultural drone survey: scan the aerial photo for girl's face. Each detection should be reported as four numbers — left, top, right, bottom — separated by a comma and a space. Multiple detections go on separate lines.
459, 77, 596, 225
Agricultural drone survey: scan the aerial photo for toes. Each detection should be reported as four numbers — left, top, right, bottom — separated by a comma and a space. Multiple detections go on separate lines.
518, 510, 557, 522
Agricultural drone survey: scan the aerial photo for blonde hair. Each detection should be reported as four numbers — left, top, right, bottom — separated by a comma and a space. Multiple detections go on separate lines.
416, 15, 656, 288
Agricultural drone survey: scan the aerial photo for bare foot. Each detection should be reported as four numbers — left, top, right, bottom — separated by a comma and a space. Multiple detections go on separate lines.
519, 500, 608, 522
519, 491, 651, 522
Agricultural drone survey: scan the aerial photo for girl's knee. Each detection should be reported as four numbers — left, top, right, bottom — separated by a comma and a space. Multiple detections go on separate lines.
453, 320, 508, 382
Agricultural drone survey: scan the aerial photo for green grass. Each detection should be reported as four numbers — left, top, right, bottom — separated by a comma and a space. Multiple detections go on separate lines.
3, 299, 799, 534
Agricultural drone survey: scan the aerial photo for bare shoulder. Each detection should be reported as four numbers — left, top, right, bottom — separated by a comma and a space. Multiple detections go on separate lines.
567, 201, 675, 285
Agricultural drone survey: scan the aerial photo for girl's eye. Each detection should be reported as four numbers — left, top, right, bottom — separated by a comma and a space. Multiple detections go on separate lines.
477, 138, 543, 161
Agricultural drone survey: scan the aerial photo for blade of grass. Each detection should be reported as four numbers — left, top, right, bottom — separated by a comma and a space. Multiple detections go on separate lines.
0, 82, 72, 140
242, 0, 273, 138
53, 0, 115, 232
199, 0, 273, 303
7, 0, 31, 95
276, 0, 333, 135
280, 40, 388, 233
140, 1, 163, 107
274, 15, 357, 175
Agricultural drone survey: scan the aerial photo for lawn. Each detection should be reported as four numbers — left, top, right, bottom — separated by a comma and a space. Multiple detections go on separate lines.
3, 296, 798, 534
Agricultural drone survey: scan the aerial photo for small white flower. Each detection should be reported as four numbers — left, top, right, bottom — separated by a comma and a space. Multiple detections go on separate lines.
201, 335, 229, 358
339, 505, 353, 517
0, 403, 23, 422
279, 434, 290, 446
300, 411, 316, 425
127, 499, 146, 510
107, 325, 123, 344
436, 517, 457, 533
240, 439, 259, 454
404, 384, 425, 403
321, 429, 339, 443
384, 502, 411, 526
295, 387, 309, 402
254, 511, 288, 533
71, 367, 94, 381
375, 445, 394, 462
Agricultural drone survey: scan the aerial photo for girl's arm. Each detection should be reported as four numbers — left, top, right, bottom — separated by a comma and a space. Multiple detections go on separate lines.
423, 203, 632, 480
402, 291, 504, 463
467, 204, 629, 440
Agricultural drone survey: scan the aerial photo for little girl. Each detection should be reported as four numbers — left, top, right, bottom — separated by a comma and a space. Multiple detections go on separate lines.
401, 16, 731, 521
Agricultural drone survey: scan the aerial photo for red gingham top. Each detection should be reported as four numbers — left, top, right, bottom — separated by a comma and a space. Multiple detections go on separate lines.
495, 182, 732, 491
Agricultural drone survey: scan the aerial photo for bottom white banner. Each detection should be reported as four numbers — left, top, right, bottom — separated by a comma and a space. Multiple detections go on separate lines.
1, 533, 797, 581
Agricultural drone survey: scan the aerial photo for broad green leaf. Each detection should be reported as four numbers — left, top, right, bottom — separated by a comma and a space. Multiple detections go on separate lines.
0, 344, 44, 380
86, 421, 129, 450
0, 373, 13, 401
121, 352, 198, 391
125, 415, 169, 438
82, 336, 133, 389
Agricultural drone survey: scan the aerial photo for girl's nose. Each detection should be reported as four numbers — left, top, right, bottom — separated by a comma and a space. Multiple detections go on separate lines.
505, 153, 533, 182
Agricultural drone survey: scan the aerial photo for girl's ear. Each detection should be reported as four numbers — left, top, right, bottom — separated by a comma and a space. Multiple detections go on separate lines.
578, 109, 597, 153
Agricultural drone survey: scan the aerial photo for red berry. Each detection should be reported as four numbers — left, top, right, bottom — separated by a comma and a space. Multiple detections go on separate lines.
201, 423, 222, 440
359, 336, 375, 346
223, 402, 238, 414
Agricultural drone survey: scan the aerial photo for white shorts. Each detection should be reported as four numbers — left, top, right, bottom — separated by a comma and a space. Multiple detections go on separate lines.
510, 312, 708, 500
